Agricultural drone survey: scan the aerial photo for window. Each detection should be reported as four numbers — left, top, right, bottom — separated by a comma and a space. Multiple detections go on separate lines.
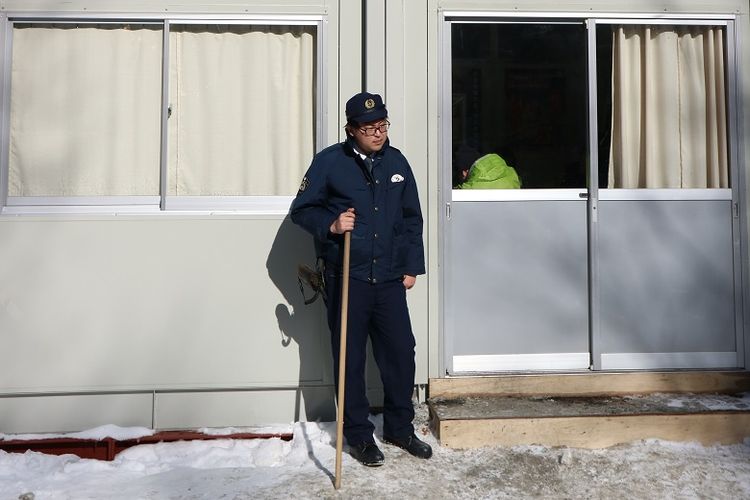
603, 25, 728, 189
450, 20, 731, 192
167, 24, 316, 198
3, 18, 320, 212
8, 23, 162, 201
451, 23, 588, 189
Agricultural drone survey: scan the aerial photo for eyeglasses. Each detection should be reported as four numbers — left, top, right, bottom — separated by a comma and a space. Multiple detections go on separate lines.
359, 121, 390, 137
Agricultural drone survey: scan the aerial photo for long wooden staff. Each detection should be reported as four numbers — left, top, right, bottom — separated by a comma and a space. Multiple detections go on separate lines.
334, 231, 351, 490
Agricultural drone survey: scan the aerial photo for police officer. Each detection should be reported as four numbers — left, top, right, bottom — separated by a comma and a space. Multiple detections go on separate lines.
291, 92, 431, 466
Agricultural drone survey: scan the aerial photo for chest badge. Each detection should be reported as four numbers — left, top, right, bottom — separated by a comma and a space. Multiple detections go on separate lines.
391, 174, 404, 183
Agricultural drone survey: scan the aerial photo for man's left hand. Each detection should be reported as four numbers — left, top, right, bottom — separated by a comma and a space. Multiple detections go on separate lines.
403, 275, 416, 290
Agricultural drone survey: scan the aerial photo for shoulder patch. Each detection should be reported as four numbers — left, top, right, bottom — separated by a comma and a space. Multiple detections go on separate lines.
298, 176, 310, 193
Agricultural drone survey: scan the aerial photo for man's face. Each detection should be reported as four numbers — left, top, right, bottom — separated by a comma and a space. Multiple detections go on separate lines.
350, 118, 389, 155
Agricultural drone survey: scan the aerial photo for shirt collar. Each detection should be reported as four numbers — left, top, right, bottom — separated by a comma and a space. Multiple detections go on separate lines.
346, 137, 388, 161
351, 145, 368, 161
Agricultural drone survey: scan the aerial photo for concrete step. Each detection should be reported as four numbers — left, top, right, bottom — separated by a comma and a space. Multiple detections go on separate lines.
428, 371, 750, 449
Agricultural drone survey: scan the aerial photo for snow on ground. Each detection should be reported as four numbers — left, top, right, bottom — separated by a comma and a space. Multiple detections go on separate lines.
1, 403, 749, 500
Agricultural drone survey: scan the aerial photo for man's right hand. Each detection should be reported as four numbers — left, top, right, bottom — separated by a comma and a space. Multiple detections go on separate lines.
330, 208, 355, 234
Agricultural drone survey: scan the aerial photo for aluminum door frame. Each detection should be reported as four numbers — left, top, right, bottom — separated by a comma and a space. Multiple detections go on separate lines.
439, 13, 746, 375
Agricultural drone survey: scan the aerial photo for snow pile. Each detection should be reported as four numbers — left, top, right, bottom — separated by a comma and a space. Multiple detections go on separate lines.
1, 424, 156, 443
197, 425, 293, 436
661, 392, 750, 411
0, 421, 338, 499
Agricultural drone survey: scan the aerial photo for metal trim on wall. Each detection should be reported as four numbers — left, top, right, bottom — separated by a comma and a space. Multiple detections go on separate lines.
444, 12, 735, 22
599, 189, 733, 201
159, 20, 170, 211
452, 189, 588, 202
726, 19, 747, 368
164, 196, 293, 213
5, 13, 324, 23
0, 16, 10, 212
6, 196, 161, 206
438, 12, 453, 376
315, 17, 326, 154
586, 17, 601, 370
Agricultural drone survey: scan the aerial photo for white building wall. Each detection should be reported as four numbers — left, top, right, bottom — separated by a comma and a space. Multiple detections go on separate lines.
0, 0, 748, 433
0, 0, 381, 433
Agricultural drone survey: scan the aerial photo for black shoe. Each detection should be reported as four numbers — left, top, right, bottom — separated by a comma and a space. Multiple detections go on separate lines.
383, 434, 433, 459
350, 441, 385, 467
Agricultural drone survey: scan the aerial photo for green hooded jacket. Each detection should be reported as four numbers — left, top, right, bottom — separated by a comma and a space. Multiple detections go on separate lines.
457, 153, 521, 189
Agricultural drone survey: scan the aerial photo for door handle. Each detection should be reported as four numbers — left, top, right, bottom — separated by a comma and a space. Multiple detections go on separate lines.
579, 192, 589, 199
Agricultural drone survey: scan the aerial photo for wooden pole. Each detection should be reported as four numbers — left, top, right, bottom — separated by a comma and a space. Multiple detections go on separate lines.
334, 231, 351, 490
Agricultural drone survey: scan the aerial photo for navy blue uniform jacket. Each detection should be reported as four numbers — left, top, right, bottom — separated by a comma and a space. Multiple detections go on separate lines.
290, 138, 425, 283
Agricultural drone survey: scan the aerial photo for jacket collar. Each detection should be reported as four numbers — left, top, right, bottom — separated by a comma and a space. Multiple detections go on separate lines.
344, 136, 389, 161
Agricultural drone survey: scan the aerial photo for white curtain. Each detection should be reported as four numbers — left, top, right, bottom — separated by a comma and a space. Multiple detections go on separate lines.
609, 25, 728, 188
9, 25, 162, 196
168, 25, 315, 196
9, 24, 315, 199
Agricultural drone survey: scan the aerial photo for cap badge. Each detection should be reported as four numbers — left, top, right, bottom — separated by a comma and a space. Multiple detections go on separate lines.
364, 98, 375, 110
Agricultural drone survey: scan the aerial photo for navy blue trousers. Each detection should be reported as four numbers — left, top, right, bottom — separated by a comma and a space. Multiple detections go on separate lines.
325, 276, 416, 446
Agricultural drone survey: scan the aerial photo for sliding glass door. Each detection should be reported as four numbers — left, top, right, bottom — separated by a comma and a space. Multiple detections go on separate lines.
443, 15, 743, 374
445, 21, 591, 372
594, 20, 740, 370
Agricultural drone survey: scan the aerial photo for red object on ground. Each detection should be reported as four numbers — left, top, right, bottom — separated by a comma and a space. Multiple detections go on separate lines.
0, 430, 294, 461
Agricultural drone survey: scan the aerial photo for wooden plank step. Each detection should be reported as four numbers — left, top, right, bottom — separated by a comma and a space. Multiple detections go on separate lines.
429, 393, 750, 449
429, 371, 750, 398
428, 374, 750, 449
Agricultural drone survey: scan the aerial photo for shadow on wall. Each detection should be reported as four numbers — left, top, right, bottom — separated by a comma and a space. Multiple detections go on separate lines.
266, 217, 335, 423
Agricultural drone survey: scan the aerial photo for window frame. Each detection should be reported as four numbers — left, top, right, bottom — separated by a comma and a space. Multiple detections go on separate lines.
0, 13, 325, 216
441, 12, 740, 203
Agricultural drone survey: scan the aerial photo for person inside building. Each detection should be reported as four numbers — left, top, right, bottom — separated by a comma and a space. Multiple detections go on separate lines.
290, 92, 432, 467
453, 145, 522, 189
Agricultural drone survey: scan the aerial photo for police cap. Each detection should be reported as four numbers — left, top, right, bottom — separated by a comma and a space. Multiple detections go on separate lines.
345, 92, 388, 124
